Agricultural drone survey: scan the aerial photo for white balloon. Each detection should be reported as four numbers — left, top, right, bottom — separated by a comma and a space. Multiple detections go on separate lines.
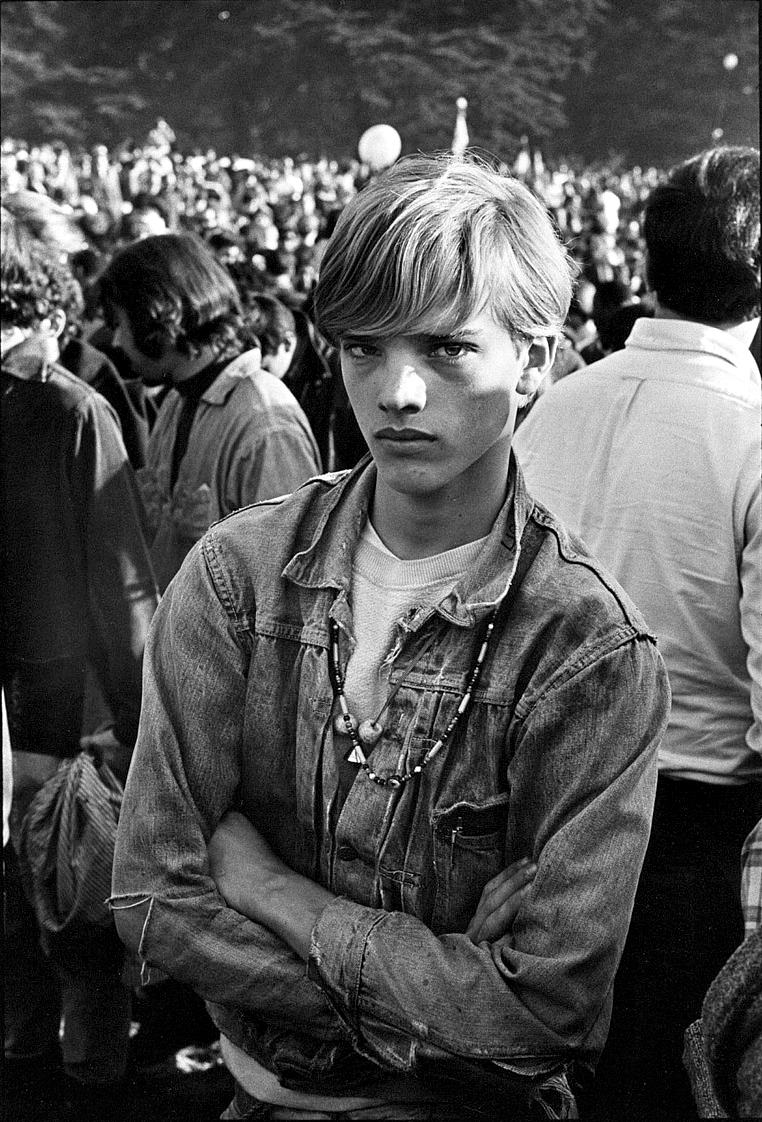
358, 124, 402, 172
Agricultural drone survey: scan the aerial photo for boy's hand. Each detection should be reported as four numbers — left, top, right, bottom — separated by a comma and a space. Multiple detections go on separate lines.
465, 857, 536, 944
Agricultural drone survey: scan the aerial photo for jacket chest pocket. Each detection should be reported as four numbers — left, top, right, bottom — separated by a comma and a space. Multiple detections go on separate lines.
430, 793, 511, 935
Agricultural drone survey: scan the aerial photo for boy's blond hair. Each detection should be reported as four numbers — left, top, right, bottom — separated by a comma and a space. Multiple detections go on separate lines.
315, 153, 576, 347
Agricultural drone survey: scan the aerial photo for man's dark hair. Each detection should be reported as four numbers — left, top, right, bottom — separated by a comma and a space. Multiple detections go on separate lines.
644, 146, 760, 324
591, 279, 633, 333
1, 209, 83, 342
225, 258, 266, 304
600, 302, 653, 353
206, 229, 243, 254
99, 233, 243, 360
130, 192, 170, 224
246, 293, 296, 358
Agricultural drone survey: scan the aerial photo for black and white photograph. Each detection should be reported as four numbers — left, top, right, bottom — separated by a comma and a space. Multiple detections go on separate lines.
2, 2, 760, 1119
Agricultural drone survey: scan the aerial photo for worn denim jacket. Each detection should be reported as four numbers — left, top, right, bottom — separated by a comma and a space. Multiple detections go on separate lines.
136, 351, 321, 592
112, 454, 669, 1109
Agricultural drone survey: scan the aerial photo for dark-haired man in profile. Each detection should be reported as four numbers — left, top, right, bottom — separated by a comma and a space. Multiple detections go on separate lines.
515, 146, 762, 1118
99, 233, 321, 592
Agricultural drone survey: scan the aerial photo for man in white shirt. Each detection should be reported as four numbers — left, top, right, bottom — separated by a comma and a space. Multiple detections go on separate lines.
514, 145, 761, 1120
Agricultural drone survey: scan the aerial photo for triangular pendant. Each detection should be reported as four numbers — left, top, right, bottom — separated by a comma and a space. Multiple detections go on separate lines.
345, 745, 366, 765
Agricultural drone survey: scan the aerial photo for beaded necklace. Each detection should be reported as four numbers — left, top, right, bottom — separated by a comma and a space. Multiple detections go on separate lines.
327, 606, 499, 789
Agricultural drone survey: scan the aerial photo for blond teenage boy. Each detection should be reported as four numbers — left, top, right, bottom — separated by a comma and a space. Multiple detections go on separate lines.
112, 155, 670, 1120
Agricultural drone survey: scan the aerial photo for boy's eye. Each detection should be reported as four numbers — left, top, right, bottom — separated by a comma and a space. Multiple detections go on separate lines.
343, 342, 378, 359
431, 341, 470, 359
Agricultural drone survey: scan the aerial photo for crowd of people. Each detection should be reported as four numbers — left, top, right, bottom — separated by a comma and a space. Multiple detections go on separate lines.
0, 126, 677, 471
2, 122, 760, 1122
1, 126, 659, 297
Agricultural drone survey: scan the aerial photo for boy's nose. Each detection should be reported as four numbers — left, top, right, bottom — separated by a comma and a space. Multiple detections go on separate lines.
378, 363, 427, 414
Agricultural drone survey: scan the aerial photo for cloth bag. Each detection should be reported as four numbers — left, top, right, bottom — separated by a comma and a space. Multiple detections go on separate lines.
17, 749, 124, 959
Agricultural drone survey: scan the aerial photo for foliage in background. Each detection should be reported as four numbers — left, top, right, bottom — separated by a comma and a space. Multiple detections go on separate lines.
1, 0, 758, 164
563, 0, 759, 165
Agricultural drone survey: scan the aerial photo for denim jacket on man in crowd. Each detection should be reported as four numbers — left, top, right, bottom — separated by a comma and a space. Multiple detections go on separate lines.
136, 350, 321, 593
112, 453, 670, 1115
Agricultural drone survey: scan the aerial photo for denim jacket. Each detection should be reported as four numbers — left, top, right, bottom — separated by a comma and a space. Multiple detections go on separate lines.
135, 351, 321, 592
112, 454, 669, 1107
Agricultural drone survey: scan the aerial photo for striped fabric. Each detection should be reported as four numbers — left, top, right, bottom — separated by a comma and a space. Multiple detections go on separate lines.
18, 749, 123, 952
741, 817, 762, 939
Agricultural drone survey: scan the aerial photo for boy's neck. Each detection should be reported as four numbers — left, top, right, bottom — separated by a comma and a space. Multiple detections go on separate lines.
370, 470, 510, 561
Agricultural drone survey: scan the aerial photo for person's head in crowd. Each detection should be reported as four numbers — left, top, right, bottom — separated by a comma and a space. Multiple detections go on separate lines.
2, 189, 87, 259
591, 278, 634, 335
222, 258, 270, 357
247, 293, 297, 379
225, 257, 266, 303
70, 246, 106, 322
644, 146, 760, 328
315, 152, 575, 460
119, 193, 170, 243
571, 275, 596, 318
249, 209, 279, 251
599, 301, 654, 354
262, 248, 297, 293
1, 209, 83, 359
296, 212, 320, 247
99, 233, 243, 385
70, 246, 104, 286
206, 229, 245, 266
279, 228, 302, 255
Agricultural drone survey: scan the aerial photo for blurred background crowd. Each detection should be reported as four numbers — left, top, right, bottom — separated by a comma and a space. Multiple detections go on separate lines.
0, 126, 682, 477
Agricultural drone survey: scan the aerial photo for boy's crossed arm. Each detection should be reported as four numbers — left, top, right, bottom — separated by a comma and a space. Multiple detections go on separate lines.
207, 809, 536, 958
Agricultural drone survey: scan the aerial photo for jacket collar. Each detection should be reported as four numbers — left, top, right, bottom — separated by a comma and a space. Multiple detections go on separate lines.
626, 318, 760, 391
2, 334, 60, 382
283, 451, 535, 629
199, 349, 265, 405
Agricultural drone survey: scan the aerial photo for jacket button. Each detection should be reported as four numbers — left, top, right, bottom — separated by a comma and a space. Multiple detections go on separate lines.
337, 844, 358, 862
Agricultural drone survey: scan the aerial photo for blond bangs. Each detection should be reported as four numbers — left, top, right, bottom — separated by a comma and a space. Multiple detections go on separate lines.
317, 196, 478, 342
315, 154, 574, 345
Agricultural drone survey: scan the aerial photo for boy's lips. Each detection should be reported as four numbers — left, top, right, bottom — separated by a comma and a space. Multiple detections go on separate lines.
374, 427, 436, 442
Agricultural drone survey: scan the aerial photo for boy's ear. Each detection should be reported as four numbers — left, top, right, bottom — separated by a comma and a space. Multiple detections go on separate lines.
516, 337, 557, 397
38, 310, 66, 339
50, 309, 67, 339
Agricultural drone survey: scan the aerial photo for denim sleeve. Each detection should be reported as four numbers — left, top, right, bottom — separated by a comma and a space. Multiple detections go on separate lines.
309, 637, 670, 1074
74, 393, 159, 748
111, 539, 345, 1038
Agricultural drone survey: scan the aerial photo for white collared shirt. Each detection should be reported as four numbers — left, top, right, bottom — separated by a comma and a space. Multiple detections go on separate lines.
514, 317, 762, 784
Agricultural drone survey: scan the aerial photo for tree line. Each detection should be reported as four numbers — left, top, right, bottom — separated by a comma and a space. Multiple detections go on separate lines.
1, 0, 757, 164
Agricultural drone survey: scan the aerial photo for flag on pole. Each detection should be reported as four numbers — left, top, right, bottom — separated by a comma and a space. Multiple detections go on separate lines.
452, 97, 469, 156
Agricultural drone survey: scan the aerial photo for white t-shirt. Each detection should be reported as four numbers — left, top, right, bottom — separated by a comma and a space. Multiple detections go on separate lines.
343, 520, 488, 722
